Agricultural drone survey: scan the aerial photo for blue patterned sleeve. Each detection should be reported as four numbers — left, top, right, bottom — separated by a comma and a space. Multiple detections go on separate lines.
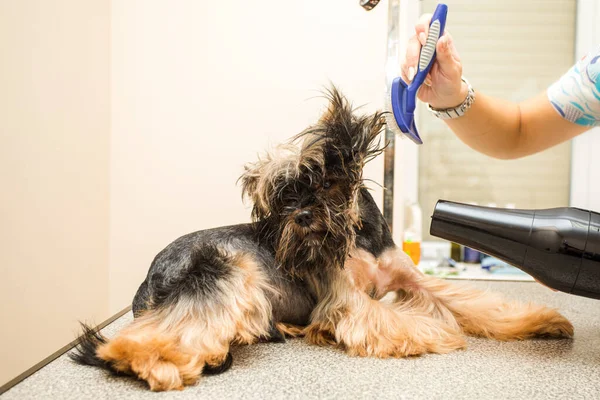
547, 46, 600, 127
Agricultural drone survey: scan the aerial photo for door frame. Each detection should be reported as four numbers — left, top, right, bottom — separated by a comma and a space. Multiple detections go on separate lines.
570, 0, 600, 210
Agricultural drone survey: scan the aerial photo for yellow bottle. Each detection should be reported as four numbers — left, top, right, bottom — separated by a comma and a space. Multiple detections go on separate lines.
402, 202, 422, 266
403, 234, 421, 266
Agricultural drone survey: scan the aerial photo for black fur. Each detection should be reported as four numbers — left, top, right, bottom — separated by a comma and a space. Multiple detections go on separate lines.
259, 321, 287, 344
239, 88, 386, 276
129, 188, 393, 320
71, 86, 394, 384
202, 353, 233, 375
68, 324, 124, 376
151, 244, 236, 308
132, 224, 318, 324
355, 188, 396, 257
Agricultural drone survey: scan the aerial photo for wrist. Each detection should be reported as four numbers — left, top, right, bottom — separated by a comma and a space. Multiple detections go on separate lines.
427, 77, 475, 120
430, 80, 469, 110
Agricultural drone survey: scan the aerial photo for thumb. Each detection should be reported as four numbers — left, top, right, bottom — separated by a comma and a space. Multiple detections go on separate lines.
435, 33, 461, 78
435, 35, 454, 66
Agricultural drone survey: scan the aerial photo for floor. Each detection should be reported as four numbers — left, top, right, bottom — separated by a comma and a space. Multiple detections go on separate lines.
4, 281, 600, 400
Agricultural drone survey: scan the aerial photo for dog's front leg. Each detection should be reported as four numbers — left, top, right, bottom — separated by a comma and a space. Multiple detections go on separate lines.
304, 268, 466, 357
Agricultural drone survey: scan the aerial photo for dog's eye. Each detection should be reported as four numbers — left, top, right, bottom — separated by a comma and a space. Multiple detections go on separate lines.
323, 180, 332, 189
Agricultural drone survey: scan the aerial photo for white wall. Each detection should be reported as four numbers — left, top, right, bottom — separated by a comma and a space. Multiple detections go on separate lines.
0, 0, 110, 386
109, 0, 388, 312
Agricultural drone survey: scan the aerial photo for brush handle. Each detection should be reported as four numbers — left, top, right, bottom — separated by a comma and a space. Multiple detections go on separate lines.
386, 3, 448, 144
409, 4, 448, 93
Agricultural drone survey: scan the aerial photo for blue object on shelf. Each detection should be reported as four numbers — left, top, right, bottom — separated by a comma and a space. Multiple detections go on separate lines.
481, 256, 528, 275
463, 247, 482, 263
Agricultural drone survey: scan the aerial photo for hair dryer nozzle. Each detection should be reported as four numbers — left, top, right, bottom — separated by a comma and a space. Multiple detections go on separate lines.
430, 200, 533, 268
430, 200, 600, 299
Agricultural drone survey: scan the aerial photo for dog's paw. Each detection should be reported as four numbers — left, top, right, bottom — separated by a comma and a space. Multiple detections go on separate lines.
342, 331, 466, 358
471, 304, 575, 341
304, 323, 337, 346
420, 325, 468, 355
534, 308, 574, 338
400, 319, 467, 357
97, 337, 205, 391
338, 315, 466, 358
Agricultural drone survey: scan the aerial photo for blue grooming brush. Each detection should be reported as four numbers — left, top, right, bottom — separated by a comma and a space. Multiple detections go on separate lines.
386, 3, 448, 144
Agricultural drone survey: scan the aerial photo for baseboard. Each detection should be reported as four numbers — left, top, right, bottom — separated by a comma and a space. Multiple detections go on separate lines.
0, 306, 132, 395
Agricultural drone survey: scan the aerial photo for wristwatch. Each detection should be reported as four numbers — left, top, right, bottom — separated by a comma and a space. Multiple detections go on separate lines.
427, 77, 475, 120
359, 0, 380, 11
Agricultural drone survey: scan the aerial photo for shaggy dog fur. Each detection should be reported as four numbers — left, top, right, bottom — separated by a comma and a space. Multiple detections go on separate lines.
71, 87, 573, 391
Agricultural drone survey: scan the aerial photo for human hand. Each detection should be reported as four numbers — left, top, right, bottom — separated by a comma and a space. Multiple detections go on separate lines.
400, 14, 468, 109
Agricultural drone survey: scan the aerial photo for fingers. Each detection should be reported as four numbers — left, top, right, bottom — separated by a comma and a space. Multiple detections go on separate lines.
415, 13, 432, 46
403, 34, 421, 81
400, 14, 466, 108
400, 56, 410, 83
401, 13, 461, 88
401, 14, 432, 82
424, 73, 432, 86
402, 13, 446, 83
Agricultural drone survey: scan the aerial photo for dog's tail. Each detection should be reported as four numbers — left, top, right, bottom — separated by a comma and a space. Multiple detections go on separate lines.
69, 247, 274, 391
69, 323, 123, 374
70, 322, 234, 376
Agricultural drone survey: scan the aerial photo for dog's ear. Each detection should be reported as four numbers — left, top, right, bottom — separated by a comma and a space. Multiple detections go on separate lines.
317, 85, 386, 169
318, 86, 354, 128
239, 145, 302, 221
239, 158, 272, 221
353, 111, 386, 167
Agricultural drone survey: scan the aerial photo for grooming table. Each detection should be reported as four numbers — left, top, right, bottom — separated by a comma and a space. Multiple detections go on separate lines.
4, 281, 600, 400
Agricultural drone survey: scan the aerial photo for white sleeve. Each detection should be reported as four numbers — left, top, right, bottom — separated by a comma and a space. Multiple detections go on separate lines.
547, 46, 600, 127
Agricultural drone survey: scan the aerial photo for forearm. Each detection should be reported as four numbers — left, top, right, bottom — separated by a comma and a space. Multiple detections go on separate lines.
403, 15, 590, 157
444, 90, 522, 159
444, 90, 587, 160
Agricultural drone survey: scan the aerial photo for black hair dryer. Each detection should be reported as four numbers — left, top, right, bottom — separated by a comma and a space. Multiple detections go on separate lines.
430, 200, 600, 300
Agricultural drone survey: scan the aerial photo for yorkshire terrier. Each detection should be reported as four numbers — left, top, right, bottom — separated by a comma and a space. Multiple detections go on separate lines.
71, 87, 573, 391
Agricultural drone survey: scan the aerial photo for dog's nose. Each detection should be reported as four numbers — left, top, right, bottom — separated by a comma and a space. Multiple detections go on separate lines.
295, 210, 313, 227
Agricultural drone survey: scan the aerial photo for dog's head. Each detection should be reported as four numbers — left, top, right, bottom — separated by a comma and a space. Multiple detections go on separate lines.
240, 87, 385, 275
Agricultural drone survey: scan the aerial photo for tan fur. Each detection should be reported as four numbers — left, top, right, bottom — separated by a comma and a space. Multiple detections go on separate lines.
96, 336, 203, 391
349, 247, 573, 342
410, 273, 574, 340
88, 87, 573, 392
95, 252, 276, 391
240, 144, 313, 218
304, 321, 338, 346
306, 267, 466, 357
275, 322, 306, 338
303, 246, 572, 360
240, 142, 326, 220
